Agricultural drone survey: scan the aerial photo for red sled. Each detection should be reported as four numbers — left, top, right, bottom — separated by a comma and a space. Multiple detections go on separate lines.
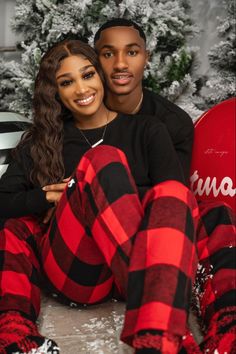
190, 98, 236, 212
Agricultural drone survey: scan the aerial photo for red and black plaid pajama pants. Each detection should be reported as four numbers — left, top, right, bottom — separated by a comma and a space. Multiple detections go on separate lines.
192, 201, 236, 352
0, 145, 234, 351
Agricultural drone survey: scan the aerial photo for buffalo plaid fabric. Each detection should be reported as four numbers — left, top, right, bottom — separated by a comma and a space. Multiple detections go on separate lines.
40, 145, 199, 347
0, 145, 234, 353
0, 145, 199, 347
193, 201, 236, 353
0, 216, 43, 320
195, 201, 236, 325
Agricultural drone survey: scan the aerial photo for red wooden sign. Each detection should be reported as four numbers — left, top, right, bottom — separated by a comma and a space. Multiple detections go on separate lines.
190, 98, 236, 212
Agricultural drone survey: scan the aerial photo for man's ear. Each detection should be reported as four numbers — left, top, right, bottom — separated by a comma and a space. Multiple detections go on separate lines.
145, 50, 150, 65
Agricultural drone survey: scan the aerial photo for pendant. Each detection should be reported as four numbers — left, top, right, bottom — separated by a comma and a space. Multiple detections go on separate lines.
92, 139, 104, 148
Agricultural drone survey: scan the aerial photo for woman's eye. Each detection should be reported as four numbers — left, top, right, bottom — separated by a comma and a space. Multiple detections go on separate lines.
59, 80, 72, 87
83, 71, 95, 80
128, 50, 138, 56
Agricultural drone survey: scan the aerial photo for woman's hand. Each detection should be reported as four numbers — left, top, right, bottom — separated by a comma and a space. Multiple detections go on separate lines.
42, 177, 70, 204
42, 177, 70, 224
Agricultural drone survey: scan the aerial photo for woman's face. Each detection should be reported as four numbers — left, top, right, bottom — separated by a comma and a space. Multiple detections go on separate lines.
56, 55, 104, 119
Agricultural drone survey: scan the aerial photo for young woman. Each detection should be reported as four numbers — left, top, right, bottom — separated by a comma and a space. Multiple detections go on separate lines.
0, 39, 233, 354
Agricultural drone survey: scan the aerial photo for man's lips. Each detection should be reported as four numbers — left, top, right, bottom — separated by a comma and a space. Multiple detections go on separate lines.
74, 93, 95, 106
111, 73, 133, 85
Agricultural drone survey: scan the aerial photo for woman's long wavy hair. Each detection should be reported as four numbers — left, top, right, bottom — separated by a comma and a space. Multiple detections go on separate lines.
15, 39, 105, 187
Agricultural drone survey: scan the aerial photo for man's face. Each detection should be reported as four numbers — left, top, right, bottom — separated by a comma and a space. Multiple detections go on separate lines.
95, 26, 148, 96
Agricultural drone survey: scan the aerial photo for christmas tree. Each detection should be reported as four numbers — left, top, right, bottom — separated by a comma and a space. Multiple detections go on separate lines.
200, 0, 235, 106
0, 0, 197, 117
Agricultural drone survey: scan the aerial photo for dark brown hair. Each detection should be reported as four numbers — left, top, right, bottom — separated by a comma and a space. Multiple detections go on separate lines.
94, 18, 146, 45
16, 39, 105, 186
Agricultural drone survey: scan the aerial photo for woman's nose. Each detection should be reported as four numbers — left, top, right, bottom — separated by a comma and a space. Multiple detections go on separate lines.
75, 80, 88, 94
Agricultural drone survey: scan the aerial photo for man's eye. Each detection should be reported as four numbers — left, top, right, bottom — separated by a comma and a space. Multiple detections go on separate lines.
59, 80, 72, 87
83, 71, 96, 80
103, 52, 113, 58
128, 50, 138, 56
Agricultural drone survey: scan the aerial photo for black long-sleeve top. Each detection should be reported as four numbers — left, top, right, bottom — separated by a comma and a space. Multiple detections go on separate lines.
0, 113, 185, 220
138, 89, 194, 181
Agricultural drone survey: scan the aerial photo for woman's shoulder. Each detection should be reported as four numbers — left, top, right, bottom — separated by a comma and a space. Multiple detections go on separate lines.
63, 118, 78, 135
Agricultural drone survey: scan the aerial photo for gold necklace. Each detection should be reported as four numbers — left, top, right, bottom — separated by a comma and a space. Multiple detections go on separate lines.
78, 110, 109, 148
131, 92, 143, 114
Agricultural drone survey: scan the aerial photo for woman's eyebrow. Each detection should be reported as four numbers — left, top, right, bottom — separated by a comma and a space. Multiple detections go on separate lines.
56, 72, 71, 80
79, 64, 95, 73
56, 65, 95, 80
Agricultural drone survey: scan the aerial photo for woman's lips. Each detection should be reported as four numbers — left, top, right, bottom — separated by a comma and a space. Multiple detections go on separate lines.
74, 94, 95, 106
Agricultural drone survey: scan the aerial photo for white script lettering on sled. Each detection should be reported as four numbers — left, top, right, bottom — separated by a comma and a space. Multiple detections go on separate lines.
190, 170, 236, 197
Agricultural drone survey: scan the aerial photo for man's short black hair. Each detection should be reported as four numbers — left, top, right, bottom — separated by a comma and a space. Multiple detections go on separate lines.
94, 18, 146, 45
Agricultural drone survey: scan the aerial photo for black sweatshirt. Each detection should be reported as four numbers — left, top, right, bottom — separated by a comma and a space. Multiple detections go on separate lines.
0, 113, 184, 219
138, 89, 194, 181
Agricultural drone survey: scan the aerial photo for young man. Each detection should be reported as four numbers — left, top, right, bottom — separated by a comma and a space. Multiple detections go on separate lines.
94, 19, 236, 354
94, 18, 194, 182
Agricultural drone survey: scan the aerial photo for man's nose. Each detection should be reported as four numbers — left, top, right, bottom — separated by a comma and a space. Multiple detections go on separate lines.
113, 53, 128, 71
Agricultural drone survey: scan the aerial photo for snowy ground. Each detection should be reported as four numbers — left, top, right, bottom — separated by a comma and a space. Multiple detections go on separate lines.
38, 294, 203, 354
38, 295, 132, 354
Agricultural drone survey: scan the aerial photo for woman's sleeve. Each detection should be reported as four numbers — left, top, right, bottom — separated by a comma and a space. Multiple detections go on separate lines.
147, 120, 186, 186
0, 158, 52, 218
